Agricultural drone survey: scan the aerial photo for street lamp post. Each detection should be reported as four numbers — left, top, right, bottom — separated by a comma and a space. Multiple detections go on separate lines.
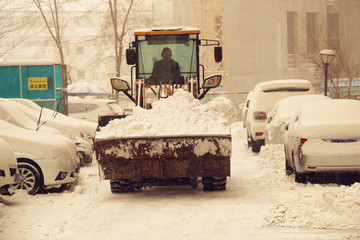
320, 49, 335, 96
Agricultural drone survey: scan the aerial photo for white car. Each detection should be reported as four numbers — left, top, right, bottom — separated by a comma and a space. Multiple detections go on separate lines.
284, 99, 360, 183
0, 119, 79, 194
7, 98, 97, 143
68, 97, 130, 122
265, 95, 330, 145
0, 101, 60, 134
241, 90, 253, 128
246, 79, 315, 153
0, 138, 19, 195
0, 98, 96, 165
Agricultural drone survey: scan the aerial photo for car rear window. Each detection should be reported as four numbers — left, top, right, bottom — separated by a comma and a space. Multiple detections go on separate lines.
262, 87, 310, 93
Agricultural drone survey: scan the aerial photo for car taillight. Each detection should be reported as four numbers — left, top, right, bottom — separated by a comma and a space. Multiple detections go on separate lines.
299, 138, 308, 146
106, 112, 118, 116
253, 111, 267, 120
255, 132, 263, 136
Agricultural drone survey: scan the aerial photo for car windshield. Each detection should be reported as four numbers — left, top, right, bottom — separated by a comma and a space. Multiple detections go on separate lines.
137, 34, 198, 80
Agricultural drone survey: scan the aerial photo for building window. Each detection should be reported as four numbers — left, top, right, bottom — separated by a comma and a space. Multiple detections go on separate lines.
77, 70, 85, 80
76, 46, 84, 55
306, 12, 317, 54
287, 11, 298, 69
327, 12, 339, 48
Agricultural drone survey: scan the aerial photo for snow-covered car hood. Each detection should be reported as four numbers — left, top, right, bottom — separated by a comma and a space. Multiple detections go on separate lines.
0, 120, 78, 168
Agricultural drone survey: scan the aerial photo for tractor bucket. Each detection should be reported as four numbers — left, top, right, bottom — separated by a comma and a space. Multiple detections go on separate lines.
94, 134, 231, 181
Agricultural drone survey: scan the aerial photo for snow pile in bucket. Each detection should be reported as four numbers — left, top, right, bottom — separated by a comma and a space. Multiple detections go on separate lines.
96, 89, 238, 138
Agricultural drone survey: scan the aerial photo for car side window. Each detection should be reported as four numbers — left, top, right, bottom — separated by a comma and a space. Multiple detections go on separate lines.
86, 104, 99, 111
68, 103, 87, 113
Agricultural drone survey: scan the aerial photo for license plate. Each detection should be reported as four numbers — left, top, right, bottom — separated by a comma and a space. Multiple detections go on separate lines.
331, 139, 356, 143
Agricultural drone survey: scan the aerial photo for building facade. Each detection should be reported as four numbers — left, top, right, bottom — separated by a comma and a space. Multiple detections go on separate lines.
171, 0, 360, 104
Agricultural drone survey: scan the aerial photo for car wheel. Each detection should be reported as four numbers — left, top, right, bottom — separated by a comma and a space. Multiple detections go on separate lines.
14, 163, 43, 195
284, 146, 293, 175
285, 159, 293, 176
251, 138, 263, 153
295, 171, 306, 183
247, 132, 251, 148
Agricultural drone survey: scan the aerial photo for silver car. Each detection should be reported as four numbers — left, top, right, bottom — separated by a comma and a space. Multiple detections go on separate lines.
284, 99, 360, 183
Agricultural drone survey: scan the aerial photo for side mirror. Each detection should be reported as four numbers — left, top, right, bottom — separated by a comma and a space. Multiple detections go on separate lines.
214, 46, 222, 62
126, 49, 137, 65
110, 77, 130, 92
202, 74, 222, 89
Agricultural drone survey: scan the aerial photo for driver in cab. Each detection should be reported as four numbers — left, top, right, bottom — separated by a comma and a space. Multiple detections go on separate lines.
146, 47, 182, 85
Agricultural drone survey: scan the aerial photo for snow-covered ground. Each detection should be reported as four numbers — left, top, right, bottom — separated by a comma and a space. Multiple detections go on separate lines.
1, 92, 360, 240
1, 121, 359, 240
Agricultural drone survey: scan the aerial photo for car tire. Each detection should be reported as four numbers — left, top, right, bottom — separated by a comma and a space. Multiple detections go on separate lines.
295, 171, 306, 183
247, 132, 251, 148
250, 138, 263, 153
284, 147, 293, 175
14, 163, 43, 195
285, 160, 293, 176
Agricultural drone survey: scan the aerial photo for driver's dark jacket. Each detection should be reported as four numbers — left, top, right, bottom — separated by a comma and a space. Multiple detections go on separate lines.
146, 59, 181, 85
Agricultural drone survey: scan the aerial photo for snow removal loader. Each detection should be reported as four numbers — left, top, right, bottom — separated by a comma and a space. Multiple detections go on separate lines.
94, 27, 231, 193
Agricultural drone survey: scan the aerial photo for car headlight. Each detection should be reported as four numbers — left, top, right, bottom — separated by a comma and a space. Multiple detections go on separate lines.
55, 172, 68, 180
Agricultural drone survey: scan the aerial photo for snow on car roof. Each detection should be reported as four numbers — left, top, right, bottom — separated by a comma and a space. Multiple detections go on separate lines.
273, 95, 330, 120
256, 79, 313, 92
297, 99, 360, 138
96, 89, 236, 138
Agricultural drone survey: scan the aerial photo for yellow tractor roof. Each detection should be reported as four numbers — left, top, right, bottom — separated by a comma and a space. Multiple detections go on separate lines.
134, 27, 200, 36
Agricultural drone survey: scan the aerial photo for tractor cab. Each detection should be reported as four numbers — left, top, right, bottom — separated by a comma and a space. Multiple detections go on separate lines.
111, 27, 223, 109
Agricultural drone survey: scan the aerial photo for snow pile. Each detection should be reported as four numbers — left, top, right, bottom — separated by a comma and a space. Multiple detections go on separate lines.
97, 90, 237, 138
257, 145, 360, 230
1, 124, 360, 239
203, 96, 240, 126
265, 183, 360, 229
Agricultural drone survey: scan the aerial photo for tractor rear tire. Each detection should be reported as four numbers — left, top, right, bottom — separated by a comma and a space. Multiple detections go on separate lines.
110, 180, 135, 193
202, 177, 227, 191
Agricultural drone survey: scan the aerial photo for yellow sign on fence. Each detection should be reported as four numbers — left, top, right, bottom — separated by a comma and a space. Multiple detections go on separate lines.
28, 77, 48, 90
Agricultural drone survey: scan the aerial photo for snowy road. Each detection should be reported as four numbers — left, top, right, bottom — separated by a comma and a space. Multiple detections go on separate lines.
1, 122, 359, 240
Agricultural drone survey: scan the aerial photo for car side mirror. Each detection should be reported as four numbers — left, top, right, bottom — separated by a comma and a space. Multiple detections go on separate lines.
214, 46, 222, 62
110, 77, 130, 92
126, 48, 137, 65
202, 74, 222, 89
